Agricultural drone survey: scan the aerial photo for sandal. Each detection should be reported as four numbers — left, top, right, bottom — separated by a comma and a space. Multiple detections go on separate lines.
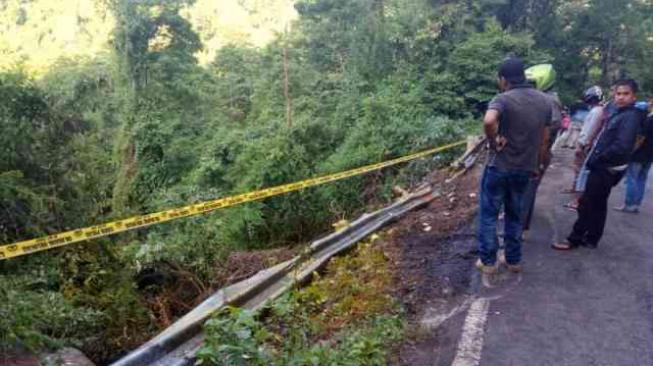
563, 201, 578, 212
551, 241, 578, 251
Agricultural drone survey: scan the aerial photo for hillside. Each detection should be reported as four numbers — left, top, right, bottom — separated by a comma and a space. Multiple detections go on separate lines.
0, 0, 297, 72
2, 1, 653, 364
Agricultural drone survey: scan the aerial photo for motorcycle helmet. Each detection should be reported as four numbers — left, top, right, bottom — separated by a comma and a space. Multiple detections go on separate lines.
582, 86, 603, 104
525, 64, 556, 91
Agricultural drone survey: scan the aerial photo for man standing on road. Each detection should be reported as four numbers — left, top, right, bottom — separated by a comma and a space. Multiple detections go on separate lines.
476, 58, 552, 274
521, 64, 562, 238
553, 79, 645, 250
615, 102, 653, 213
561, 86, 604, 211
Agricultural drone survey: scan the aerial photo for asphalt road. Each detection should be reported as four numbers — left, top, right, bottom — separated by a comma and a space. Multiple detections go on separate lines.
454, 149, 653, 366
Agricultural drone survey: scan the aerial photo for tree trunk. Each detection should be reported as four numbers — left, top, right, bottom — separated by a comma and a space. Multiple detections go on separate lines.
375, 0, 384, 19
601, 37, 613, 86
283, 46, 292, 128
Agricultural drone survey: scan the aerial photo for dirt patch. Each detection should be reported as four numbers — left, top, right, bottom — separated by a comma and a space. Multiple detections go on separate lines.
212, 247, 298, 287
141, 247, 298, 329
381, 167, 481, 365
0, 355, 39, 366
398, 169, 478, 239
388, 167, 479, 308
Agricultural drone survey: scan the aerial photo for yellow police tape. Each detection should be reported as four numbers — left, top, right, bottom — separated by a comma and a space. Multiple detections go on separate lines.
0, 140, 466, 260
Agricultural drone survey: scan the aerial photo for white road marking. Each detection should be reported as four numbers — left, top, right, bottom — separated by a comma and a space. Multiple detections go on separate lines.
420, 297, 473, 331
450, 298, 490, 366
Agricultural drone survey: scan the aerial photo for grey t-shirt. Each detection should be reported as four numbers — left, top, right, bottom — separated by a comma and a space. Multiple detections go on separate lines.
487, 85, 553, 173
547, 91, 563, 131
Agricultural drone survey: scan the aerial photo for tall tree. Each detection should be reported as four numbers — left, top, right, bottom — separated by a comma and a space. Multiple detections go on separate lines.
108, 0, 203, 213
109, 0, 201, 92
294, 0, 392, 80
535, 0, 652, 99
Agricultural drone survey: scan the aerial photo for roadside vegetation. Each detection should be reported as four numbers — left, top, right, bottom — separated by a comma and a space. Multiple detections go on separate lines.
198, 239, 403, 366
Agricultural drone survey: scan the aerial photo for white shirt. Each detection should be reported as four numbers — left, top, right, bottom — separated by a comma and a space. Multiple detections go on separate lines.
577, 105, 604, 147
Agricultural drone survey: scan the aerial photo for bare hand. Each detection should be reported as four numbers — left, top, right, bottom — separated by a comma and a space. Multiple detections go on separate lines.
495, 136, 508, 152
532, 164, 545, 179
575, 147, 584, 159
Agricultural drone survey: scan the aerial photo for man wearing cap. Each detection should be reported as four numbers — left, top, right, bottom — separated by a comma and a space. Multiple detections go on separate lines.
476, 57, 553, 274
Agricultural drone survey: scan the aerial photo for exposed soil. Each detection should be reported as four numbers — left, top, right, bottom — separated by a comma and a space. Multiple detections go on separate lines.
0, 355, 39, 366
212, 247, 298, 288
381, 166, 481, 365
141, 247, 299, 329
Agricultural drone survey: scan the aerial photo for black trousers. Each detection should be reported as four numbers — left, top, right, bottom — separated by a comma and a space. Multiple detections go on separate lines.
568, 168, 624, 246
522, 175, 541, 231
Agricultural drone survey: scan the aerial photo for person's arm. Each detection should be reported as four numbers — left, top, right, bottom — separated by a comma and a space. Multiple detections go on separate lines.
577, 113, 593, 147
577, 107, 603, 147
485, 95, 506, 150
550, 100, 563, 131
537, 126, 551, 175
484, 109, 507, 151
537, 96, 554, 173
484, 109, 499, 140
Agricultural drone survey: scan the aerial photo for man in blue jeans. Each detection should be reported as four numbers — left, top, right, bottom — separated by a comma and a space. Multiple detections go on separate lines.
476, 58, 553, 274
615, 108, 653, 213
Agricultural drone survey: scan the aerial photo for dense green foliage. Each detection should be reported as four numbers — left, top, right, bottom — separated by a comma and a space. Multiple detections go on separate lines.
199, 308, 402, 366
1, 0, 652, 363
198, 241, 403, 366
0, 0, 296, 71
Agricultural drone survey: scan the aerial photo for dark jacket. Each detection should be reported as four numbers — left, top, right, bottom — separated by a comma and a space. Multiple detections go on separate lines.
587, 105, 645, 171
632, 115, 653, 163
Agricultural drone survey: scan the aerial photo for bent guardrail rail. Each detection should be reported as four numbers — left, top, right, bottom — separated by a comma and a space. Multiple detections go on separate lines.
112, 187, 440, 366
113, 137, 484, 366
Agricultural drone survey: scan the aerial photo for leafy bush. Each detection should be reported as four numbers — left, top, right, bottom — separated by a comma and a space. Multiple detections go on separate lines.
198, 308, 273, 366
0, 270, 103, 353
197, 240, 404, 365
57, 244, 155, 362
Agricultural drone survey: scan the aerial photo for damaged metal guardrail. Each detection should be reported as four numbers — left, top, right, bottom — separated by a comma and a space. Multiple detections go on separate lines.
112, 138, 485, 366
112, 187, 439, 366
